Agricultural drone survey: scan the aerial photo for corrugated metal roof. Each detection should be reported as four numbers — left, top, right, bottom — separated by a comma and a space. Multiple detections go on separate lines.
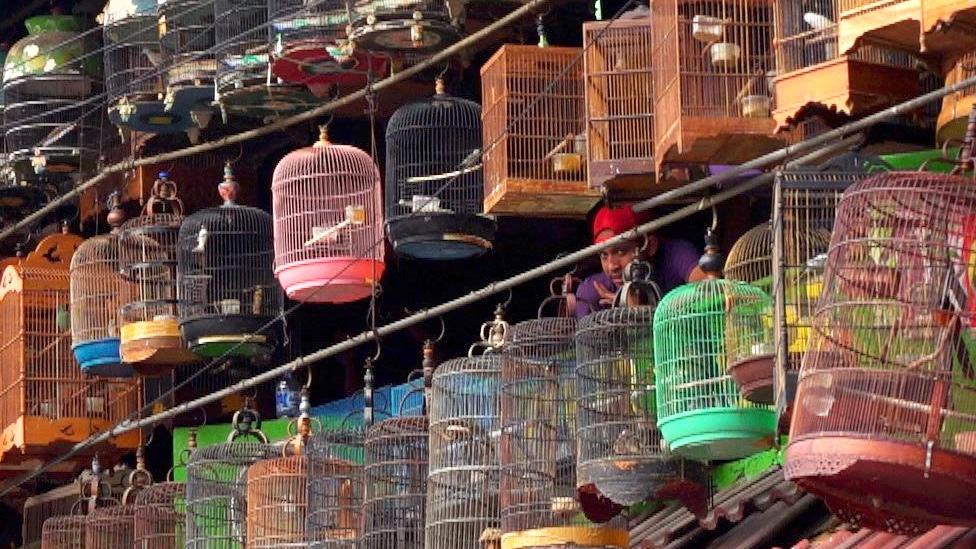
795, 525, 976, 549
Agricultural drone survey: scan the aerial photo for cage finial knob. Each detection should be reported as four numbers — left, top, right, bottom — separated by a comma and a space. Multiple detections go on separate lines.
434, 77, 446, 96
60, 220, 69, 234
218, 162, 239, 206
106, 190, 126, 229
698, 228, 724, 277
314, 125, 331, 148
536, 16, 549, 47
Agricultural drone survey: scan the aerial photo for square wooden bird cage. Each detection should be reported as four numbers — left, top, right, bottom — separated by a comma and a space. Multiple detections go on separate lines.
481, 44, 601, 218
583, 17, 656, 197
0, 233, 140, 480
835, 0, 976, 60
771, 0, 920, 130
650, 0, 785, 173
938, 49, 976, 144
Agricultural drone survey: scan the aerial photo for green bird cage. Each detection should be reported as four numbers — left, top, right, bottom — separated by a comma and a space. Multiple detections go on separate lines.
653, 231, 777, 462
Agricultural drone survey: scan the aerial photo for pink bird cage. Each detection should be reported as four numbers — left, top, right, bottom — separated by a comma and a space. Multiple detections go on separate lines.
272, 127, 385, 304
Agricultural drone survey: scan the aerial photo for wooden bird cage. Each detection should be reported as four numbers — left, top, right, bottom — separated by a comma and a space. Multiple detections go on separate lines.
306, 426, 366, 548
363, 416, 428, 549
271, 128, 385, 304
480, 44, 601, 218
784, 172, 976, 534
583, 16, 656, 196
158, 0, 217, 142
724, 222, 772, 290
938, 50, 976, 144
426, 355, 502, 549
246, 451, 309, 547
650, 0, 784, 173
0, 233, 140, 480
501, 317, 628, 548
133, 482, 186, 548
347, 0, 461, 54
40, 516, 86, 549
835, 0, 976, 60
84, 505, 137, 548
385, 79, 495, 260
652, 234, 776, 460
177, 166, 282, 361
771, 0, 920, 131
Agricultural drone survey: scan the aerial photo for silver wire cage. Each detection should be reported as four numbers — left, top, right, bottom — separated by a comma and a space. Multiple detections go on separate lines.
214, 0, 270, 98
426, 354, 502, 549
133, 482, 186, 548
725, 222, 773, 289
306, 426, 366, 548
103, 4, 163, 105
84, 505, 137, 548
362, 416, 428, 549
159, 0, 217, 91
40, 515, 86, 549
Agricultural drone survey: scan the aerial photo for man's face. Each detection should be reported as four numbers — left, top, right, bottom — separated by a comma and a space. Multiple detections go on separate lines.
599, 241, 639, 286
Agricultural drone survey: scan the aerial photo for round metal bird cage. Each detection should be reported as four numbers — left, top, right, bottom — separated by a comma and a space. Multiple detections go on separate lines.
70, 199, 131, 377
133, 481, 186, 548
362, 415, 428, 549
385, 79, 495, 260
186, 437, 277, 548
271, 127, 385, 304
84, 505, 137, 548
158, 0, 217, 140
425, 354, 502, 549
652, 236, 777, 461
724, 223, 772, 290
347, 0, 461, 54
41, 515, 86, 549
784, 172, 976, 534
501, 317, 628, 548
306, 425, 367, 548
246, 451, 309, 547
177, 165, 282, 361
269, 0, 386, 97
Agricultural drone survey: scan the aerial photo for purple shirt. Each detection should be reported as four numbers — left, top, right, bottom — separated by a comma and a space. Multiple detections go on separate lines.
575, 238, 700, 318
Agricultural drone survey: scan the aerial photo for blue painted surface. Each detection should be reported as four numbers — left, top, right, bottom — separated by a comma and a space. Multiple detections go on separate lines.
73, 338, 133, 377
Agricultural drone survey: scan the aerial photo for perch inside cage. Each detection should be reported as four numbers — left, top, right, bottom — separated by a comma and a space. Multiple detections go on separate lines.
784, 172, 976, 534
653, 230, 776, 461
306, 424, 367, 548
178, 164, 282, 360
158, 0, 217, 142
272, 126, 385, 303
385, 78, 495, 260
347, 0, 461, 54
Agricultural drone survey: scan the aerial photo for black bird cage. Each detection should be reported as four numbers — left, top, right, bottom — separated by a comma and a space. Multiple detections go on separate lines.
214, 0, 318, 124
158, 0, 217, 143
306, 425, 367, 548
348, 0, 461, 54
177, 164, 283, 362
385, 79, 495, 260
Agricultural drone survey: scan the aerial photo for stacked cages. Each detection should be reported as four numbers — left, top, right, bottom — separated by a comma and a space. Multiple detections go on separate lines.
40, 516, 86, 549
133, 482, 186, 548
784, 172, 976, 533
306, 426, 367, 547
158, 0, 217, 140
426, 355, 502, 549
84, 505, 137, 548
347, 0, 461, 54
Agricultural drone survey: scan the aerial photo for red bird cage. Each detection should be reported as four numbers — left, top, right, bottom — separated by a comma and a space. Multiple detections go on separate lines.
272, 127, 385, 304
784, 172, 976, 534
41, 515, 86, 549
480, 38, 601, 218
84, 505, 137, 548
133, 482, 186, 548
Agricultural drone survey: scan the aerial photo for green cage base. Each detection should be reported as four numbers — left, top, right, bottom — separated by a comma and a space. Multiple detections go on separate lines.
190, 339, 269, 359
660, 407, 777, 462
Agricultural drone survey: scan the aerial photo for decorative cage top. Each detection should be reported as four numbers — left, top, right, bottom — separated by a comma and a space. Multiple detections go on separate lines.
724, 223, 772, 289
70, 229, 127, 348
306, 425, 366, 547
41, 515, 86, 549
386, 80, 484, 218
84, 505, 137, 548
426, 354, 502, 549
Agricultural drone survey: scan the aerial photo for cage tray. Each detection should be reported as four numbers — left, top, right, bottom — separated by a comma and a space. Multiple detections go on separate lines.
659, 407, 776, 462
386, 212, 495, 260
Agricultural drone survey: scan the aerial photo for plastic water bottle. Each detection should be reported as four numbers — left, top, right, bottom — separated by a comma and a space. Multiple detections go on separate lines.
275, 375, 300, 418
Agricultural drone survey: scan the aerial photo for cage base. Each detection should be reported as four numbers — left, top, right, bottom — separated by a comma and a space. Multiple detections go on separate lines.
728, 354, 775, 405
500, 526, 629, 549
218, 83, 321, 120
659, 408, 777, 462
785, 436, 976, 534
386, 213, 495, 260
277, 258, 385, 304
580, 457, 680, 507
73, 338, 133, 378
349, 18, 459, 54
109, 100, 194, 134
181, 314, 276, 359
271, 41, 388, 93
165, 84, 214, 119
121, 319, 199, 374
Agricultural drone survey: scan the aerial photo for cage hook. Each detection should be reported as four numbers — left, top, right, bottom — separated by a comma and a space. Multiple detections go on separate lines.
370, 331, 382, 362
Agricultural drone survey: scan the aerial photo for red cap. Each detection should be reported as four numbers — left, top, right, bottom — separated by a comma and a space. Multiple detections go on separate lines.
592, 204, 648, 243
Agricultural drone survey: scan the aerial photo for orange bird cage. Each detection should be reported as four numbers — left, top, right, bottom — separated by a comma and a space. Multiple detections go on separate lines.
40, 515, 86, 549
0, 232, 140, 480
938, 50, 976, 144
583, 15, 656, 197
84, 505, 137, 548
784, 172, 976, 534
771, 0, 920, 131
133, 482, 186, 548
480, 33, 601, 218
650, 0, 785, 173
835, 0, 976, 60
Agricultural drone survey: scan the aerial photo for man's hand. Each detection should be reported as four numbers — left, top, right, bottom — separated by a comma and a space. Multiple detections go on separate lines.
594, 281, 616, 305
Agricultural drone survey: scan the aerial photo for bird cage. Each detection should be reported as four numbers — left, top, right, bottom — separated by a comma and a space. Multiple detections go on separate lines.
269, 0, 387, 98
425, 354, 502, 549
501, 316, 628, 548
70, 198, 132, 377
103, 0, 189, 135
84, 505, 136, 548
583, 15, 655, 196
158, 0, 217, 143
2, 14, 102, 176
271, 127, 385, 304
0, 232, 141, 479
481, 42, 599, 218
784, 172, 976, 534
724, 222, 772, 291
652, 232, 776, 460
185, 423, 276, 548
306, 425, 366, 548
213, 0, 318, 124
771, 0, 920, 131
771, 154, 882, 414
41, 516, 86, 549
118, 175, 198, 374
835, 0, 976, 59
133, 482, 186, 548
177, 165, 282, 361
385, 79, 495, 260
362, 415, 428, 549
649, 0, 784, 173
938, 50, 976, 144
347, 0, 461, 54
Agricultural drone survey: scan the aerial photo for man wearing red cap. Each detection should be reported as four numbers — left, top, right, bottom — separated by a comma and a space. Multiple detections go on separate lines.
575, 204, 703, 317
